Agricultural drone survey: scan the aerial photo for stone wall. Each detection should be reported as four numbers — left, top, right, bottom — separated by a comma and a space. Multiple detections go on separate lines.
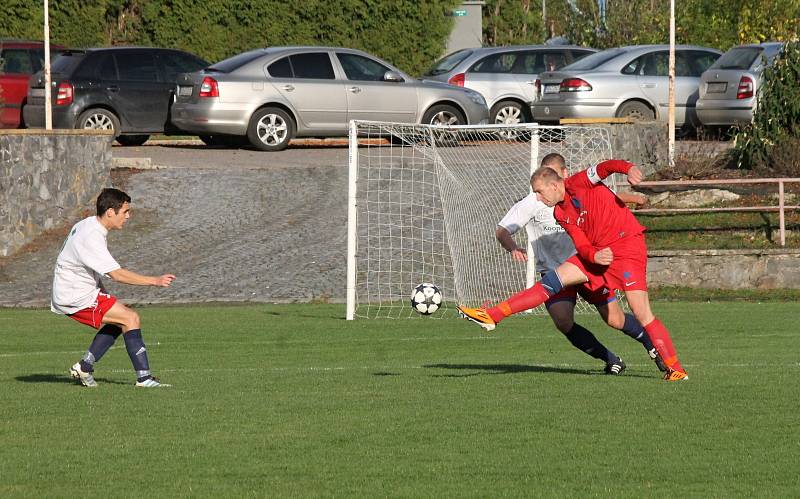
594, 121, 668, 176
649, 249, 800, 289
0, 130, 112, 256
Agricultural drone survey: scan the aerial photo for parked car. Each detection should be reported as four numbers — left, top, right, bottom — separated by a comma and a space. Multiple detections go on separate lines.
423, 45, 597, 126
531, 45, 722, 130
0, 39, 65, 128
696, 42, 784, 128
170, 46, 489, 151
23, 46, 208, 145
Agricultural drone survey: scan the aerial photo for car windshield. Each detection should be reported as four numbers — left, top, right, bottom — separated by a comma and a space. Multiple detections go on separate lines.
710, 47, 763, 70
561, 47, 626, 71
425, 49, 473, 76
207, 50, 264, 73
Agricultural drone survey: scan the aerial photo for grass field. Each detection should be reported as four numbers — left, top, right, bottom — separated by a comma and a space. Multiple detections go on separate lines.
1, 302, 799, 498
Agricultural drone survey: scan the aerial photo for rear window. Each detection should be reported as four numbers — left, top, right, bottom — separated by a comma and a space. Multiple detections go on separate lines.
562, 48, 626, 71
710, 47, 763, 70
207, 50, 265, 73
50, 51, 86, 74
425, 49, 473, 76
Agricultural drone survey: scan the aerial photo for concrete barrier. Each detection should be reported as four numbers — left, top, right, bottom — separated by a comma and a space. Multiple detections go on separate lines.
0, 130, 112, 256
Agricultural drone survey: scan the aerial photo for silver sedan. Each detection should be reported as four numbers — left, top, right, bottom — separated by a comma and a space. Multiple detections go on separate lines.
696, 42, 783, 127
531, 45, 721, 129
171, 46, 489, 151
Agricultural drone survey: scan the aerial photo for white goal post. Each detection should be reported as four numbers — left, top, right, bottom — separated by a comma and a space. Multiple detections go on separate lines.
346, 121, 620, 320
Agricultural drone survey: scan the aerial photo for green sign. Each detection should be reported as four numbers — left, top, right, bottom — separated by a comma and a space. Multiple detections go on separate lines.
451, 9, 467, 16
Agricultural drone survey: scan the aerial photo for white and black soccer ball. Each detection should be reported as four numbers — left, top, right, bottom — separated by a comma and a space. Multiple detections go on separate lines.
410, 283, 443, 315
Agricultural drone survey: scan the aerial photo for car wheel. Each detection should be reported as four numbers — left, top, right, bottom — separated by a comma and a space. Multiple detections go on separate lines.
116, 135, 149, 146
491, 100, 529, 140
616, 101, 655, 121
422, 104, 466, 127
76, 108, 120, 137
247, 107, 294, 151
422, 105, 465, 145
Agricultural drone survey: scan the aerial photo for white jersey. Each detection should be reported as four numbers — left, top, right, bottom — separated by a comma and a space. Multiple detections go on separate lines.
498, 193, 576, 274
51, 216, 121, 315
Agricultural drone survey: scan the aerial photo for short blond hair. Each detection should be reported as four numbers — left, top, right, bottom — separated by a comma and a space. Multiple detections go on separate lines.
531, 166, 563, 184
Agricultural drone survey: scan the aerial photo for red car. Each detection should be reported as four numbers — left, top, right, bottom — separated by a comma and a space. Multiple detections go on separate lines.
0, 39, 65, 128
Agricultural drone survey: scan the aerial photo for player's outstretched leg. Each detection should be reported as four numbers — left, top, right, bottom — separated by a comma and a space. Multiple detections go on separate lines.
457, 269, 567, 331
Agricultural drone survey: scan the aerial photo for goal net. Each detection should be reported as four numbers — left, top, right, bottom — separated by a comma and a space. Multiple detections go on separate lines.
346, 121, 621, 320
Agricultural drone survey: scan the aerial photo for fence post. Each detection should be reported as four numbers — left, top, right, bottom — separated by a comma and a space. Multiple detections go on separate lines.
779, 180, 786, 247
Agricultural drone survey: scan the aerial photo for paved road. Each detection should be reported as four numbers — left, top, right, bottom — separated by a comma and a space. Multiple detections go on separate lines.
0, 142, 351, 307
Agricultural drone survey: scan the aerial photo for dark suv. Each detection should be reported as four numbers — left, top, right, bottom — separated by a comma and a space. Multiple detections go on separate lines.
0, 39, 65, 128
23, 47, 208, 145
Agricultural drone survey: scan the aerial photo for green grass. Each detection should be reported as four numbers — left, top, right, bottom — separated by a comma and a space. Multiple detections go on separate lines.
1, 303, 799, 498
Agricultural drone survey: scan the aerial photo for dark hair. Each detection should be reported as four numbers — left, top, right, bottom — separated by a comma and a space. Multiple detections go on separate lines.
540, 152, 566, 169
531, 166, 563, 184
96, 188, 131, 216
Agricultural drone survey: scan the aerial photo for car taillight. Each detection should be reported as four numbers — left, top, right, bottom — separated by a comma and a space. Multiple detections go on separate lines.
560, 78, 592, 92
736, 76, 754, 99
199, 76, 219, 98
448, 73, 465, 87
55, 82, 73, 106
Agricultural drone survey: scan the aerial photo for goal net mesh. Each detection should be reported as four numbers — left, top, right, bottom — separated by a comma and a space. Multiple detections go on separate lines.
348, 122, 623, 319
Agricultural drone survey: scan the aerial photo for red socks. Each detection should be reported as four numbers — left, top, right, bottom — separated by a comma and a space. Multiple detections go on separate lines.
643, 317, 685, 372
487, 282, 552, 323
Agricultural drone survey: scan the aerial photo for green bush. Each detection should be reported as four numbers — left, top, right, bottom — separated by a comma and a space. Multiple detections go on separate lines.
731, 41, 800, 173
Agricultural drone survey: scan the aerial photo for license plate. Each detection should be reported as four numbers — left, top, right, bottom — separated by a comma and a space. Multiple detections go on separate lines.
544, 84, 560, 94
706, 82, 727, 93
30, 88, 45, 97
178, 85, 193, 96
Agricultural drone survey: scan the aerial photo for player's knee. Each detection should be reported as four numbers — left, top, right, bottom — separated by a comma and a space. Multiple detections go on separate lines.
605, 311, 625, 329
551, 315, 574, 333
124, 310, 141, 330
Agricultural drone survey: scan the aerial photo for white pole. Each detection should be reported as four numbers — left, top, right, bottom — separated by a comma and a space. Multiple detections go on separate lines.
668, 0, 675, 168
526, 127, 539, 290
345, 120, 359, 320
44, 0, 52, 130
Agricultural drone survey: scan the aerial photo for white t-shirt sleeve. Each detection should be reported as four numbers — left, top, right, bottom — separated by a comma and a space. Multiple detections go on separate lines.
77, 230, 121, 276
498, 194, 538, 234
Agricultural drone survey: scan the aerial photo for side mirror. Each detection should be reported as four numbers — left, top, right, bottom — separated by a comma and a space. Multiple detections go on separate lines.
383, 71, 404, 83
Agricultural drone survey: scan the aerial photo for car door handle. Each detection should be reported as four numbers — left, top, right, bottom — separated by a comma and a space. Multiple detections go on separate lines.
348, 86, 362, 93
106, 86, 120, 92
282, 84, 295, 91
641, 83, 656, 88
525, 80, 536, 85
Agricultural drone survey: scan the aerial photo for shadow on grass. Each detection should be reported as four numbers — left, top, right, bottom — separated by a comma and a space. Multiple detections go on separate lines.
15, 374, 128, 385
424, 363, 650, 379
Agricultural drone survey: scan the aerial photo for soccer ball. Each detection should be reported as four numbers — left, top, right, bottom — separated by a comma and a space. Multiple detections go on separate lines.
410, 283, 443, 315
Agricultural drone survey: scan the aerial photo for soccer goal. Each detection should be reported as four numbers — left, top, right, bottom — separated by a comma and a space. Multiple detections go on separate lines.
346, 121, 619, 320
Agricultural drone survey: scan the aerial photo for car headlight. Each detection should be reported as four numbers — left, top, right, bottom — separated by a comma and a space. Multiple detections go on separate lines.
466, 90, 486, 106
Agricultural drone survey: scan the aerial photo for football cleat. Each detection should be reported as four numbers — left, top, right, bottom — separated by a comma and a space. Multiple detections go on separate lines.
604, 358, 626, 375
647, 347, 668, 372
663, 369, 689, 382
135, 376, 171, 388
70, 362, 98, 388
456, 305, 496, 331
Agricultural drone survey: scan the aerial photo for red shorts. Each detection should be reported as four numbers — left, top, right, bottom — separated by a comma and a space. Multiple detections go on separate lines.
566, 234, 649, 293
67, 292, 117, 329
546, 281, 615, 307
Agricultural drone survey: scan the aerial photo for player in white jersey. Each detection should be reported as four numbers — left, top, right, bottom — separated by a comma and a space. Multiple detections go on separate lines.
52, 188, 175, 388
494, 154, 665, 374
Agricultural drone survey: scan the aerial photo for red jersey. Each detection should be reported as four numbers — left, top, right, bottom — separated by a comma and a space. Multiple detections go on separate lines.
553, 160, 646, 263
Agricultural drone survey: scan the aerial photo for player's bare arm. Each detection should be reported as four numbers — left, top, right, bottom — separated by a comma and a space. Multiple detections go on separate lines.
593, 247, 614, 265
108, 268, 176, 287
495, 227, 527, 262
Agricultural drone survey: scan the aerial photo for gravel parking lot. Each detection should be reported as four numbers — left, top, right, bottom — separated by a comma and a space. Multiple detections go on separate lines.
0, 141, 352, 307
0, 138, 730, 308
